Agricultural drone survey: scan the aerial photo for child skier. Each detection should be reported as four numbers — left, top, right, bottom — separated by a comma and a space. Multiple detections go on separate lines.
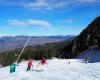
27, 59, 33, 71
38, 57, 48, 70
39, 57, 47, 65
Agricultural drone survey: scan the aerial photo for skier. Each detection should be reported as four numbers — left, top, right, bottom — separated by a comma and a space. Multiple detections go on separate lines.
37, 57, 48, 70
27, 59, 33, 71
39, 57, 47, 65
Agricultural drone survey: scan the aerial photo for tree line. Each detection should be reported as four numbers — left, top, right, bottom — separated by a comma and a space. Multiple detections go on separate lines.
0, 41, 71, 66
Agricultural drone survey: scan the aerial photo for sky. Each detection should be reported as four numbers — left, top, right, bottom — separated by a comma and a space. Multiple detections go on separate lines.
0, 0, 100, 36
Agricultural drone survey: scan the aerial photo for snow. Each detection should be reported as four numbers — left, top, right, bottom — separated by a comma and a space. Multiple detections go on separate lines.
0, 50, 100, 80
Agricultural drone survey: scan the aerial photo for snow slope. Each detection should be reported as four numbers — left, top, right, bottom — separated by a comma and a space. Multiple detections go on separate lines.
0, 58, 100, 80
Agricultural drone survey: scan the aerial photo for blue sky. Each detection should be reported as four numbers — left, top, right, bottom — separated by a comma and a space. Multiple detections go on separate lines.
0, 0, 100, 36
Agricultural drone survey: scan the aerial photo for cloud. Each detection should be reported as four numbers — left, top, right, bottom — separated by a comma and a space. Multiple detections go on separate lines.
22, 0, 100, 10
0, 34, 5, 37
8, 19, 51, 28
22, 0, 53, 10
21, 0, 75, 10
0, 0, 99, 11
8, 20, 28, 27
0, 33, 8, 37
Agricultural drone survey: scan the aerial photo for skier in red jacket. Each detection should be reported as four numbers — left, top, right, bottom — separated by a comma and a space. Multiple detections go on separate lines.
39, 57, 47, 65
38, 57, 48, 70
27, 59, 33, 71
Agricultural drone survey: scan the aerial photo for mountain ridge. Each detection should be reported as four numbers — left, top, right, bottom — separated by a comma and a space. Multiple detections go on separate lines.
0, 35, 75, 52
59, 16, 100, 58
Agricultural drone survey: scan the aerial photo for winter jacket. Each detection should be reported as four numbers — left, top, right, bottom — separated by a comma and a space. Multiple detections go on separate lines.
39, 58, 47, 65
28, 60, 33, 68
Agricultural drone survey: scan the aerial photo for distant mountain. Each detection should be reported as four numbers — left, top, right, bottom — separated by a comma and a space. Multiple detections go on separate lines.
0, 35, 75, 52
59, 16, 100, 58
0, 39, 72, 66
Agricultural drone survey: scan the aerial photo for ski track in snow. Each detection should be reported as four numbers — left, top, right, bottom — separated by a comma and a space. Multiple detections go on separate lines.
0, 59, 100, 80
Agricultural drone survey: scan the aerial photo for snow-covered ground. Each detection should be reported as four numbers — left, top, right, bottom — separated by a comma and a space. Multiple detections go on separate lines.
0, 58, 100, 80
0, 49, 100, 80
